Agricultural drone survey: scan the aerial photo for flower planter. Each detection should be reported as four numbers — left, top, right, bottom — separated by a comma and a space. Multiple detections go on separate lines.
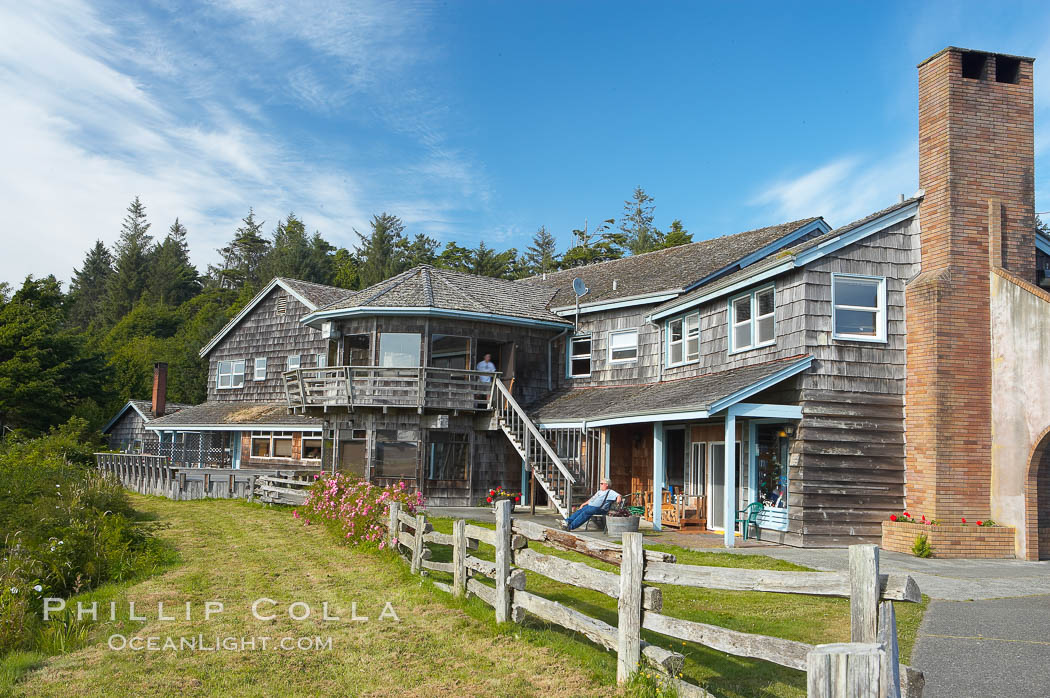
881, 520, 1016, 558
604, 515, 640, 537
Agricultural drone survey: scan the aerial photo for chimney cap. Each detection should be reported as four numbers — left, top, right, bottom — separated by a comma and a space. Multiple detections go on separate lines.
917, 46, 1035, 69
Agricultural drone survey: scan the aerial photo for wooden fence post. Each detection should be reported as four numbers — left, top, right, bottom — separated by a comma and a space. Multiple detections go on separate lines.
248, 475, 257, 503
807, 643, 884, 698
494, 499, 511, 622
388, 502, 401, 549
849, 544, 879, 643
453, 518, 467, 598
617, 531, 644, 684
410, 512, 426, 574
877, 601, 902, 698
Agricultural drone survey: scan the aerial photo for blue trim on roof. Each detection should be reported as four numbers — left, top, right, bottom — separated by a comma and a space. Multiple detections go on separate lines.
707, 355, 813, 414
302, 306, 572, 330
682, 218, 830, 293
102, 401, 148, 434
794, 202, 918, 265
1037, 231, 1050, 256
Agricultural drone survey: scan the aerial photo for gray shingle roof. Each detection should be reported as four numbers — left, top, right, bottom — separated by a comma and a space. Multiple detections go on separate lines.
147, 402, 323, 428
528, 356, 810, 422
519, 218, 822, 307
649, 198, 920, 319
278, 277, 353, 308
318, 265, 568, 324
129, 399, 193, 421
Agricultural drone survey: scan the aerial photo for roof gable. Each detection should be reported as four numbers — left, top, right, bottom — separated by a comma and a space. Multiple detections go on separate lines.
102, 399, 193, 433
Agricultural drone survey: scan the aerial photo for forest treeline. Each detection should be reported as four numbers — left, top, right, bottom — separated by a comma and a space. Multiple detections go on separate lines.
0, 187, 690, 436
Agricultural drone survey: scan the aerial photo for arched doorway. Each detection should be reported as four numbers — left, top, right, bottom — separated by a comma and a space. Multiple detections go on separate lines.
1027, 430, 1050, 561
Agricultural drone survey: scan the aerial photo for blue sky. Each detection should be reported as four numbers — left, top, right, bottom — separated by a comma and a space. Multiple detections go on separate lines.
2, 0, 1050, 286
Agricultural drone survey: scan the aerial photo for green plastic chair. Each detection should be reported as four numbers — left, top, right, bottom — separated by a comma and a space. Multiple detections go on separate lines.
735, 502, 764, 541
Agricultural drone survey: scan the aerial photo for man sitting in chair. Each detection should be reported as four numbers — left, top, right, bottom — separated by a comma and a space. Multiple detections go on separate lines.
562, 479, 621, 531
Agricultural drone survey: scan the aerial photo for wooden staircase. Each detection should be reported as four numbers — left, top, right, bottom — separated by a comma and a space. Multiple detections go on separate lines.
491, 378, 578, 520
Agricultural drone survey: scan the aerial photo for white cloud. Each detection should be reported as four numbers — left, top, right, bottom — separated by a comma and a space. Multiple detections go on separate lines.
751, 146, 918, 229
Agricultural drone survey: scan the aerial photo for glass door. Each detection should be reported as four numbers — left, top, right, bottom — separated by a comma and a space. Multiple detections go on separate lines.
707, 442, 741, 531
686, 442, 706, 496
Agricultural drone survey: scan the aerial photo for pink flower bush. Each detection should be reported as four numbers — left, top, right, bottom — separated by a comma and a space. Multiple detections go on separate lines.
293, 473, 424, 547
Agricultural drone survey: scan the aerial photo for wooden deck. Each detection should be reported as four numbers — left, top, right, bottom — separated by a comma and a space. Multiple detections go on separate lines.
283, 365, 498, 412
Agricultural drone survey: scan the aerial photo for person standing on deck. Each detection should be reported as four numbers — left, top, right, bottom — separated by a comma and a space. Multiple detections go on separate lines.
476, 353, 496, 381
562, 479, 621, 530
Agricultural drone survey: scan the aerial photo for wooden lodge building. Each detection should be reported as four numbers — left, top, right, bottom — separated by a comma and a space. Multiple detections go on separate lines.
110, 47, 1050, 558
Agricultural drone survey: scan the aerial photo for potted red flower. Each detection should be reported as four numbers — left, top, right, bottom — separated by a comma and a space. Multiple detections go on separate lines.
481, 486, 521, 508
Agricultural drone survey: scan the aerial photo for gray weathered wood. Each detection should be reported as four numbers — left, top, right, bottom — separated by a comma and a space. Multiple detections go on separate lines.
388, 502, 400, 549
464, 523, 496, 546
494, 499, 511, 623
423, 530, 453, 546
878, 601, 902, 698
510, 518, 675, 565
399, 509, 433, 534
432, 581, 453, 594
514, 588, 617, 650
617, 532, 643, 684
642, 610, 813, 671
410, 513, 427, 574
807, 642, 883, 698
466, 577, 496, 608
643, 561, 919, 602
421, 559, 454, 574
513, 548, 662, 611
850, 545, 880, 642
453, 518, 466, 598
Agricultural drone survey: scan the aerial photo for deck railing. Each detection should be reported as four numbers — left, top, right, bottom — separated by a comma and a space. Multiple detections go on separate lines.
283, 366, 498, 412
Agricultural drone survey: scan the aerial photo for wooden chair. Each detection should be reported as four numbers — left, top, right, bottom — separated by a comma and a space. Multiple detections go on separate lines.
643, 490, 706, 530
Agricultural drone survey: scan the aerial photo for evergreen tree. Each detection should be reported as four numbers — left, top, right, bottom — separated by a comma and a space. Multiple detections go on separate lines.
620, 186, 663, 255
561, 219, 624, 268
147, 218, 199, 306
656, 219, 693, 250
106, 196, 154, 323
470, 241, 517, 278
524, 226, 559, 275
69, 240, 114, 328
209, 209, 271, 290
435, 241, 472, 272
399, 233, 439, 267
261, 213, 335, 284
332, 248, 361, 290
356, 213, 407, 288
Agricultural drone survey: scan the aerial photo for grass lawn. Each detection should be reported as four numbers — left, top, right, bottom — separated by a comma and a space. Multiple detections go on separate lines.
7, 497, 925, 698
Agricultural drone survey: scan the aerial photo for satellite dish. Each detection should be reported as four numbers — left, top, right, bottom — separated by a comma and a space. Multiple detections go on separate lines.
572, 277, 590, 298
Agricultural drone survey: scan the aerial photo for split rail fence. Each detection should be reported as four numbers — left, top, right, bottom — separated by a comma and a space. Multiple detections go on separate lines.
388, 499, 925, 698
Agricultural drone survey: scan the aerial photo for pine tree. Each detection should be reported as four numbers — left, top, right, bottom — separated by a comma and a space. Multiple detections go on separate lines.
561, 219, 624, 268
260, 213, 334, 284
148, 219, 199, 306
69, 240, 113, 328
435, 241, 472, 272
656, 219, 693, 250
332, 248, 361, 289
399, 233, 439, 267
106, 196, 154, 323
208, 209, 271, 290
470, 241, 518, 278
620, 186, 662, 255
356, 213, 407, 288
524, 226, 559, 275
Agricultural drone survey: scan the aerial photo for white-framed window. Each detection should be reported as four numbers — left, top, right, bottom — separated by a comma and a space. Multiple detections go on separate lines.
287, 355, 301, 370
254, 357, 267, 381
832, 274, 887, 342
568, 335, 591, 377
728, 286, 775, 353
217, 359, 245, 389
666, 313, 700, 366
250, 431, 294, 459
608, 329, 639, 364
316, 353, 327, 368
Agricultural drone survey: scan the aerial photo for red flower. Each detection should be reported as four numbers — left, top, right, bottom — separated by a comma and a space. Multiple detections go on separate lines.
890, 514, 898, 522
977, 520, 983, 526
921, 514, 926, 522
514, 495, 520, 501
962, 518, 966, 524
903, 511, 910, 517
489, 489, 495, 495
486, 497, 493, 503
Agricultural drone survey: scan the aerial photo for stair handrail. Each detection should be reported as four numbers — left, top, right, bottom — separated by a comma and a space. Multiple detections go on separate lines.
492, 378, 576, 485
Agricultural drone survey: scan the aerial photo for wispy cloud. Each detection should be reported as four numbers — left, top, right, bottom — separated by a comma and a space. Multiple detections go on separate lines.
751, 146, 918, 228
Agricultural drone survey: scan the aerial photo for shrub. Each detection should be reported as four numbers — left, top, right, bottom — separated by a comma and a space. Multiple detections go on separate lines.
912, 533, 933, 558
295, 473, 424, 548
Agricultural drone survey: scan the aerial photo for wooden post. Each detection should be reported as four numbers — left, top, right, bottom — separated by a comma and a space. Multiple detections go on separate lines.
878, 601, 902, 698
807, 643, 884, 698
228, 473, 235, 498
850, 544, 880, 642
530, 470, 536, 516
453, 518, 467, 598
494, 498, 511, 622
248, 475, 257, 503
388, 502, 401, 549
410, 512, 426, 574
617, 531, 644, 684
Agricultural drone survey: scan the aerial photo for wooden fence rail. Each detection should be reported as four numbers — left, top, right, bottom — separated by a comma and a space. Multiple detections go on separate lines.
386, 499, 925, 698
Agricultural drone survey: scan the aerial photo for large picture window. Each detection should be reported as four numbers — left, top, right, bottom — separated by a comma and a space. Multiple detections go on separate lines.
379, 333, 421, 368
250, 431, 294, 458
832, 274, 886, 342
217, 360, 245, 389
426, 431, 469, 481
608, 329, 639, 363
729, 286, 775, 353
667, 313, 699, 366
374, 428, 419, 478
568, 335, 591, 377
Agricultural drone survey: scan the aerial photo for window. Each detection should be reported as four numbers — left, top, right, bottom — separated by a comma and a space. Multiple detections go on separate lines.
287, 355, 301, 370
254, 357, 267, 381
338, 429, 368, 477
374, 428, 419, 479
217, 360, 245, 389
568, 335, 591, 377
316, 353, 327, 368
728, 286, 775, 353
426, 431, 469, 481
832, 274, 886, 342
379, 333, 421, 368
343, 334, 371, 366
275, 295, 288, 315
302, 437, 322, 460
250, 431, 294, 459
608, 329, 639, 363
667, 313, 699, 366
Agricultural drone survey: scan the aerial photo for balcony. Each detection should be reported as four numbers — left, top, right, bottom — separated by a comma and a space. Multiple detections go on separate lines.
283, 366, 499, 413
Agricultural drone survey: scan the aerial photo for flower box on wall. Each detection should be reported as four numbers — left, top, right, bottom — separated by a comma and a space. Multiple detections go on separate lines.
881, 520, 1016, 559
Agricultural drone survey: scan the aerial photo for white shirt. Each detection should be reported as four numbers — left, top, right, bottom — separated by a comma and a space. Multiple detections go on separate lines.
586, 489, 620, 508
476, 360, 496, 382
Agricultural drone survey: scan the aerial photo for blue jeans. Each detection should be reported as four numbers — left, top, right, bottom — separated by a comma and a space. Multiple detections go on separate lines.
566, 505, 602, 530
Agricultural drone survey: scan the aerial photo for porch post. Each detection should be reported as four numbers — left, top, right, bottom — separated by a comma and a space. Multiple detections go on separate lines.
653, 422, 665, 531
603, 427, 611, 481
724, 408, 737, 548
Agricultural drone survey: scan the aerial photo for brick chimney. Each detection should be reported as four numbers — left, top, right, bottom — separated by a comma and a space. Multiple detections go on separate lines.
152, 362, 168, 418
906, 47, 1036, 521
